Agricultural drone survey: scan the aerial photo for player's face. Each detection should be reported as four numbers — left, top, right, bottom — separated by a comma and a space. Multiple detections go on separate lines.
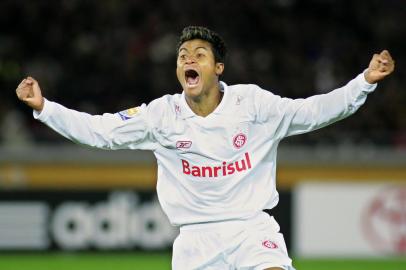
176, 39, 224, 100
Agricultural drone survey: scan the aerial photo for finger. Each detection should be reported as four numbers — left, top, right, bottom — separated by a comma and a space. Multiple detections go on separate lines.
16, 84, 31, 95
377, 56, 393, 65
377, 62, 395, 74
379, 59, 395, 71
377, 55, 389, 64
380, 50, 393, 61
388, 60, 395, 73
16, 84, 28, 93
17, 79, 28, 89
25, 78, 34, 85
16, 85, 31, 95
26, 76, 38, 85
379, 70, 392, 77
17, 80, 31, 88
369, 54, 380, 70
370, 53, 379, 63
16, 89, 29, 100
372, 54, 380, 64
380, 50, 390, 56
22, 97, 35, 103
380, 50, 391, 57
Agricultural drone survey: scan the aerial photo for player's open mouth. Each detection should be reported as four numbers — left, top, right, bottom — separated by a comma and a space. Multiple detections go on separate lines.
185, 69, 200, 88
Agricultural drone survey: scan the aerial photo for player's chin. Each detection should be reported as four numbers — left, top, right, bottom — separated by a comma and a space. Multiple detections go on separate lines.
183, 83, 203, 97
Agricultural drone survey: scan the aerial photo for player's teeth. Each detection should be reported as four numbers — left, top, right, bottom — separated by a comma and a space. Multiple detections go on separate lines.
186, 76, 199, 86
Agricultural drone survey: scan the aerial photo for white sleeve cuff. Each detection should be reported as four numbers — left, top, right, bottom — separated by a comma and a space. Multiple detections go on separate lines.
359, 70, 377, 93
33, 98, 53, 121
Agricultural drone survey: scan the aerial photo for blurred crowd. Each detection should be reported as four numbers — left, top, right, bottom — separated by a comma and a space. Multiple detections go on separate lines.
1, 0, 405, 148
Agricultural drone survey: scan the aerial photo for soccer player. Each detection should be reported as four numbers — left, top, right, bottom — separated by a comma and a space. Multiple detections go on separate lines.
16, 26, 395, 270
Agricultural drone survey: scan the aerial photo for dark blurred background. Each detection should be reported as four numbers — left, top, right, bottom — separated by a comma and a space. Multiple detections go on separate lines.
1, 0, 405, 147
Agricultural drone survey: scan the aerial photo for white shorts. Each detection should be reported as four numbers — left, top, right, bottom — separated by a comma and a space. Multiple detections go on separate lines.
172, 212, 295, 270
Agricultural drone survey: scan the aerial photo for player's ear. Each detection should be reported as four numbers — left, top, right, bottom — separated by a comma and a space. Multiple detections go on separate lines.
215, 62, 224, 76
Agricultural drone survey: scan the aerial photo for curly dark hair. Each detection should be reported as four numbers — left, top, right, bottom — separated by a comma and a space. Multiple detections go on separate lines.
177, 26, 227, 63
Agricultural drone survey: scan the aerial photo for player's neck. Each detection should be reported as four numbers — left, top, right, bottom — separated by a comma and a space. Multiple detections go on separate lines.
186, 85, 223, 117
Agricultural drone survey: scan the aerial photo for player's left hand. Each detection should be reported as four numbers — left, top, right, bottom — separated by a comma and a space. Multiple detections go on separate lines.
364, 50, 395, 84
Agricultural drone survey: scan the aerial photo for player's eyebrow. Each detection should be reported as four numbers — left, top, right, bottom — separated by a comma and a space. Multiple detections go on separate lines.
194, 46, 209, 51
179, 47, 188, 53
179, 46, 209, 53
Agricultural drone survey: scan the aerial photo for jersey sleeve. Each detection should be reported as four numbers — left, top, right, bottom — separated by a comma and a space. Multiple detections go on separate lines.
255, 72, 377, 139
33, 99, 159, 150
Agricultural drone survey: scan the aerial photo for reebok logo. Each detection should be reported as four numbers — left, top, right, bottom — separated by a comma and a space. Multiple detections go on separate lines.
176, 141, 192, 149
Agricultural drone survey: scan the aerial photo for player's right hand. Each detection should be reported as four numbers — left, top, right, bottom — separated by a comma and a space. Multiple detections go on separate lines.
16, 76, 44, 112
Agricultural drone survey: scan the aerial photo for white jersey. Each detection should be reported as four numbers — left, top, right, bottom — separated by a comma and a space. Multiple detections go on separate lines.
34, 72, 376, 226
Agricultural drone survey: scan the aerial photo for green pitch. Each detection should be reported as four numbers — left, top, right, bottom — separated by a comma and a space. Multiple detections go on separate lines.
0, 253, 404, 270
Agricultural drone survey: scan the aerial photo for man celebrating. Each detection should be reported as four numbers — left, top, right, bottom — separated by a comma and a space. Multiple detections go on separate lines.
16, 26, 395, 270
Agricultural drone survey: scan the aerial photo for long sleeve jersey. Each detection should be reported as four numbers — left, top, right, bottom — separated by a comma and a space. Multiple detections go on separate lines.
34, 73, 376, 226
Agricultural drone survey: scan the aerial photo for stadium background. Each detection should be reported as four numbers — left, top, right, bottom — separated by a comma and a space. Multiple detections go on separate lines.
0, 0, 405, 269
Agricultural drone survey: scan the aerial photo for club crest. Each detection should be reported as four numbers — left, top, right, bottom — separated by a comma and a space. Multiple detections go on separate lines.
233, 133, 247, 149
262, 240, 278, 249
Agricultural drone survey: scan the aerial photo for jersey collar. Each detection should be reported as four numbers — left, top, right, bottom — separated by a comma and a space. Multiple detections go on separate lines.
180, 81, 228, 119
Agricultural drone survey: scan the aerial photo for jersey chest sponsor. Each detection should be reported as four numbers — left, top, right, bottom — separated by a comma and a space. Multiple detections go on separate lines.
181, 152, 252, 178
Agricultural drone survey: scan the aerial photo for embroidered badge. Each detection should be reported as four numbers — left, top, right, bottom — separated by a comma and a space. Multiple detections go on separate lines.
118, 107, 139, 121
262, 240, 278, 249
233, 133, 247, 149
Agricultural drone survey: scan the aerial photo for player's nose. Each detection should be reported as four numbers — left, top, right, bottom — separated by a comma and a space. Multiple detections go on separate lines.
185, 55, 196, 64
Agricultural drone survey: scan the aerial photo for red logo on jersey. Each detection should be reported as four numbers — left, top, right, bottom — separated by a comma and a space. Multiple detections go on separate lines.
176, 141, 192, 149
233, 133, 247, 149
181, 152, 252, 178
262, 240, 278, 249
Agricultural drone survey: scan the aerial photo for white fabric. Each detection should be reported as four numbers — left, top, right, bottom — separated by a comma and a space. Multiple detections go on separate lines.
34, 73, 376, 226
172, 212, 294, 270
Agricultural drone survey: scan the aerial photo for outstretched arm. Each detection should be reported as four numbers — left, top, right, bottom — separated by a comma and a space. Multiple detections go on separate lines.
15, 78, 158, 150
283, 50, 395, 137
256, 50, 395, 139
